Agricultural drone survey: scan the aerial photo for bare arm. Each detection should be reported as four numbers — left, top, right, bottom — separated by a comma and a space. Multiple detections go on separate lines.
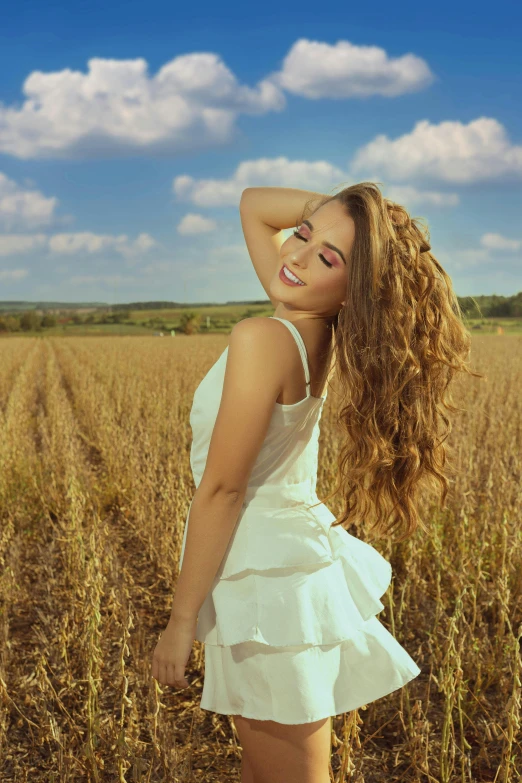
239, 187, 328, 307
170, 317, 285, 622
240, 186, 327, 231
170, 485, 244, 622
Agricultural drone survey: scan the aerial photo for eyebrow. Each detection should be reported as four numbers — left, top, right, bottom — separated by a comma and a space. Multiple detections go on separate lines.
301, 219, 347, 265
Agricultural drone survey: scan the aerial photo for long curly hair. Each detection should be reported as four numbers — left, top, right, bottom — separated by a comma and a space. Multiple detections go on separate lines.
302, 181, 483, 543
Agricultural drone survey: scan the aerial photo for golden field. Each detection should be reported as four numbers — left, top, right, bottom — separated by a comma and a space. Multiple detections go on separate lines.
0, 332, 520, 782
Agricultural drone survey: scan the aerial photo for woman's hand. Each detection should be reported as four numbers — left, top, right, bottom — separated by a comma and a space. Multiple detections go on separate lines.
151, 615, 197, 688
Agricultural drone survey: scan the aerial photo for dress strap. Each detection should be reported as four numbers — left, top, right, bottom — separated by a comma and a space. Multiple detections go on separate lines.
269, 317, 311, 397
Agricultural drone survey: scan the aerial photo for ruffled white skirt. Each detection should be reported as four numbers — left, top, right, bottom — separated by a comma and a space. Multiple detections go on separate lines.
181, 494, 421, 724
201, 617, 420, 724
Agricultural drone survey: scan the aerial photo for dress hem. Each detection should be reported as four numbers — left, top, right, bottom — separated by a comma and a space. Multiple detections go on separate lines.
198, 665, 421, 725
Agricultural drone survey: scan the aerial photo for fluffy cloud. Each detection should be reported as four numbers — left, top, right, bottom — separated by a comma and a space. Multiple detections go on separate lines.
350, 117, 522, 183
173, 157, 347, 206
480, 232, 521, 251
173, 156, 458, 209
0, 230, 157, 258
48, 232, 124, 254
48, 231, 157, 258
269, 38, 435, 99
442, 233, 522, 271
0, 172, 58, 230
0, 38, 435, 160
177, 213, 217, 235
383, 184, 459, 208
0, 233, 48, 256
0, 54, 285, 160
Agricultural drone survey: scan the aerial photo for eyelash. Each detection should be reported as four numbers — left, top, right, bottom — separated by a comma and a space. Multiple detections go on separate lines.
292, 229, 333, 268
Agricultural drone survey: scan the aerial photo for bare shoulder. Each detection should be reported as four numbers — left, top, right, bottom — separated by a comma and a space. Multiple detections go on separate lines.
230, 315, 303, 367
197, 317, 285, 494
226, 317, 285, 398
229, 315, 282, 345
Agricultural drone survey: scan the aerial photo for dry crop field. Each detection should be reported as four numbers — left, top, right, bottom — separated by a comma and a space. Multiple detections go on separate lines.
0, 332, 520, 782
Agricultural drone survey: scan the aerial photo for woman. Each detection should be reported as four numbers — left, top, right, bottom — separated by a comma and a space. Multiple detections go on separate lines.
152, 183, 478, 782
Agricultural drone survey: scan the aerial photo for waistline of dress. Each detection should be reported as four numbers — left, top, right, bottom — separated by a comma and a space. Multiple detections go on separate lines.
241, 479, 320, 510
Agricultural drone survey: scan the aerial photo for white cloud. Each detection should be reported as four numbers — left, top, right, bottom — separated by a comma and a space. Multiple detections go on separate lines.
0, 171, 58, 230
350, 117, 522, 183
0, 230, 157, 258
0, 268, 29, 281
0, 39, 435, 161
0, 233, 48, 256
173, 156, 459, 210
383, 184, 460, 208
480, 232, 521, 251
48, 231, 158, 258
268, 38, 435, 99
114, 233, 159, 260
48, 232, 124, 254
173, 157, 346, 206
441, 233, 522, 272
0, 54, 285, 160
133, 232, 157, 252
177, 213, 217, 235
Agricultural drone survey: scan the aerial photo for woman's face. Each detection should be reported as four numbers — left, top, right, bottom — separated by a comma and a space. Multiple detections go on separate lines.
272, 199, 355, 317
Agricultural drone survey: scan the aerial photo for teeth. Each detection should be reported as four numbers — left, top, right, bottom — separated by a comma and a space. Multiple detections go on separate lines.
283, 265, 304, 285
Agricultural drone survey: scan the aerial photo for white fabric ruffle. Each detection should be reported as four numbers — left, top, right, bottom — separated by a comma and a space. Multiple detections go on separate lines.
195, 500, 421, 724
200, 618, 421, 724
195, 501, 393, 649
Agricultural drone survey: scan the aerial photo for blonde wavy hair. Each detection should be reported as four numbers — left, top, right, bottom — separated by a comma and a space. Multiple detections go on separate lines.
302, 181, 483, 542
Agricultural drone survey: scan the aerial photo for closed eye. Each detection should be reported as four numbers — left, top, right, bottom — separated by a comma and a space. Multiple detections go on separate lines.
292, 229, 333, 268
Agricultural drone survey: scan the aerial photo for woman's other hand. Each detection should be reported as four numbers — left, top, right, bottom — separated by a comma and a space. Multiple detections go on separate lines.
151, 615, 197, 688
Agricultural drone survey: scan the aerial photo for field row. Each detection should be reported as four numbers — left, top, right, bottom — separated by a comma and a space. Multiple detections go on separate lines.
0, 333, 520, 781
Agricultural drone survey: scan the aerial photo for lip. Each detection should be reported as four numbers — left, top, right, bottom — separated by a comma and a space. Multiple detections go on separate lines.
279, 264, 305, 286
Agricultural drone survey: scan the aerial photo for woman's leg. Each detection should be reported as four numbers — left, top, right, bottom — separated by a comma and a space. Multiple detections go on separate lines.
239, 746, 256, 783
232, 714, 332, 783
232, 715, 256, 782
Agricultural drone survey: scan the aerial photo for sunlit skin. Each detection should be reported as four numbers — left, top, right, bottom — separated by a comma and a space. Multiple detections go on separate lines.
270, 199, 355, 323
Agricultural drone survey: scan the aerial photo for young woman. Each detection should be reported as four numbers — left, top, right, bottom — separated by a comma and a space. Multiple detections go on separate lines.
152, 183, 477, 782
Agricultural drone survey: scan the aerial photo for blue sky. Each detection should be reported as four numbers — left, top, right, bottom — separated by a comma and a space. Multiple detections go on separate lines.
0, 0, 521, 304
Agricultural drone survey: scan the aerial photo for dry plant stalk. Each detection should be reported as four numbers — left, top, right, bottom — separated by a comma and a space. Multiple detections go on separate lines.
0, 332, 520, 782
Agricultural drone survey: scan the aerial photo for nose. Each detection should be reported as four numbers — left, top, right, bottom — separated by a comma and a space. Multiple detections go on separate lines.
289, 249, 307, 267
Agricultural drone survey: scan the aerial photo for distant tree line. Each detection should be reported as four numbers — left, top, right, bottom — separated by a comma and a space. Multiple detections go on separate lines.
458, 292, 522, 318
112, 301, 185, 311
0, 309, 204, 334
0, 310, 128, 332
110, 299, 272, 311
1, 291, 521, 333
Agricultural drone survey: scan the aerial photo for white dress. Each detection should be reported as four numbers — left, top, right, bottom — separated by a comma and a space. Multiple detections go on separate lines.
179, 316, 421, 724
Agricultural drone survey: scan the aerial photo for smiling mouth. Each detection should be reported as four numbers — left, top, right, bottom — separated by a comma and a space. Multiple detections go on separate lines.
281, 264, 305, 285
